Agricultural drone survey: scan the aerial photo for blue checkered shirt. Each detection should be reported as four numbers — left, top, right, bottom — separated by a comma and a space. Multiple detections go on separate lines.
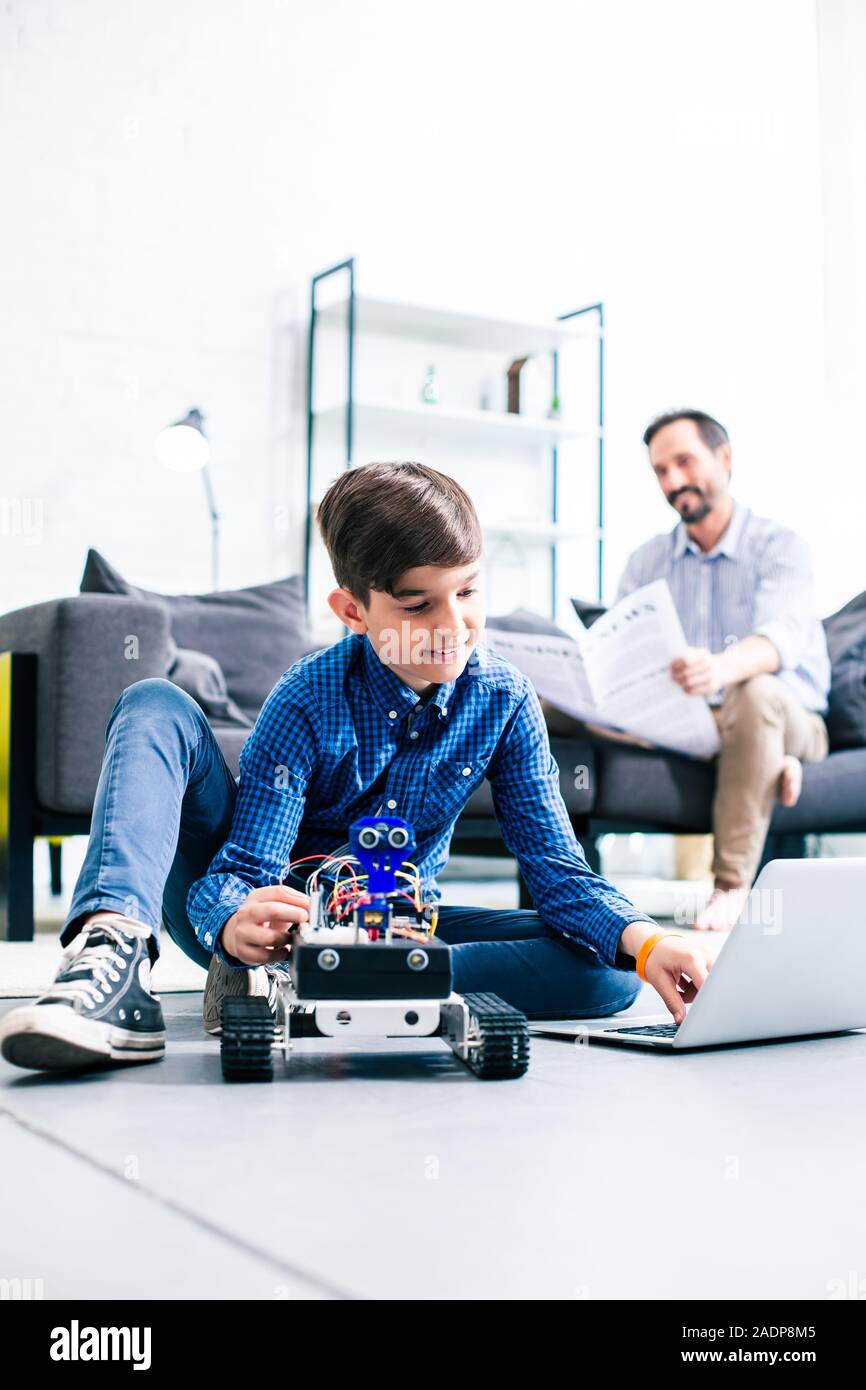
187, 632, 653, 964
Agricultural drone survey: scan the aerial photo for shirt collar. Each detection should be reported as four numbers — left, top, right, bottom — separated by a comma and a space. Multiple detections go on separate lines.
672, 499, 748, 561
359, 633, 456, 722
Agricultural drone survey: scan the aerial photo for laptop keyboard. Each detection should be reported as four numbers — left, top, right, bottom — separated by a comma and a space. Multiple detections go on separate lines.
605, 1023, 680, 1038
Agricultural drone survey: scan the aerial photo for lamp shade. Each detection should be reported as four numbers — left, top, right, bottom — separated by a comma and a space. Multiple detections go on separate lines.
155, 407, 211, 473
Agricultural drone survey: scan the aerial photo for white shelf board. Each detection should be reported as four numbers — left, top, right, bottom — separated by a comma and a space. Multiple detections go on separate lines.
315, 398, 596, 448
315, 294, 602, 353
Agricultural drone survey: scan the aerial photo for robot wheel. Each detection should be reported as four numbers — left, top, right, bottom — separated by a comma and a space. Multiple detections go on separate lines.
462, 992, 530, 1080
220, 996, 275, 1082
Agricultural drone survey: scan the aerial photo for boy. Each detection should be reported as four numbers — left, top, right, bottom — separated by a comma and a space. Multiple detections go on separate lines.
0, 462, 711, 1072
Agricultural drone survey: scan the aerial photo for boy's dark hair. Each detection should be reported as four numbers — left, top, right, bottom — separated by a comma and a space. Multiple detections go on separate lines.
643, 409, 729, 451
316, 461, 483, 607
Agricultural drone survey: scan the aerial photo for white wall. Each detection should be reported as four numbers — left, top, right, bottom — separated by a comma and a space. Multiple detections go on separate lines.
817, 0, 866, 614
1, 0, 846, 623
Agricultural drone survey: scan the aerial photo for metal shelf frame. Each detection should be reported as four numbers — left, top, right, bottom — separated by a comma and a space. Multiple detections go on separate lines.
304, 256, 605, 613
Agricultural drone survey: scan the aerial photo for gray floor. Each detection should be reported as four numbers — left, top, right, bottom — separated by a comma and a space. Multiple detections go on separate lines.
2, 984, 864, 1300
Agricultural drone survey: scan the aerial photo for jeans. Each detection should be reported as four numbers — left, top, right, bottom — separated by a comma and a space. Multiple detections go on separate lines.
64, 679, 642, 1021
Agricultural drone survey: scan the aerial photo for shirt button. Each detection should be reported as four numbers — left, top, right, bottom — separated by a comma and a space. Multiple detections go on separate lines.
462, 767, 471, 776
410, 730, 419, 739
387, 798, 397, 809
388, 710, 397, 719
205, 932, 212, 946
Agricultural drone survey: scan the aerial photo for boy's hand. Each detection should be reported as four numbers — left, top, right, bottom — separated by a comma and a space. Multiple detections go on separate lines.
220, 885, 310, 965
642, 937, 713, 1025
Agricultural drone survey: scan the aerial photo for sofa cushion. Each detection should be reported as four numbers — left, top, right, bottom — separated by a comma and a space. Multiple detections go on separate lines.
823, 590, 866, 750
81, 548, 321, 720
591, 740, 717, 832
589, 736, 866, 836
767, 746, 866, 833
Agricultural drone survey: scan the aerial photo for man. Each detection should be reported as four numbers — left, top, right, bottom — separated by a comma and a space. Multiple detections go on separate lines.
547, 411, 834, 934
617, 410, 831, 929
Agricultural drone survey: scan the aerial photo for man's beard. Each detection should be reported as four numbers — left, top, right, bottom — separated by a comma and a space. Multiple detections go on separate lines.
671, 488, 712, 524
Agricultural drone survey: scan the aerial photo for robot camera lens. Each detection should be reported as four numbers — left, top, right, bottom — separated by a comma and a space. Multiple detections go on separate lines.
388, 826, 409, 849
358, 827, 380, 849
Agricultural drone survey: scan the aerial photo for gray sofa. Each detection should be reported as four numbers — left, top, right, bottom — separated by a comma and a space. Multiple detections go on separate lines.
452, 736, 866, 896
0, 597, 256, 940
3, 564, 866, 938
0, 554, 317, 939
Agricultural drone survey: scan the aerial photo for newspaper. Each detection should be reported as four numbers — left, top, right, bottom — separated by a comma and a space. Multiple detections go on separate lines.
486, 579, 720, 760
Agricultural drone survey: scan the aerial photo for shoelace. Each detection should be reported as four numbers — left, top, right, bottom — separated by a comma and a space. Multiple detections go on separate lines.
46, 924, 136, 1010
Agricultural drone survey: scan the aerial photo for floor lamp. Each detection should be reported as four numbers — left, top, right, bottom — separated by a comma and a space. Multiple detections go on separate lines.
155, 407, 220, 590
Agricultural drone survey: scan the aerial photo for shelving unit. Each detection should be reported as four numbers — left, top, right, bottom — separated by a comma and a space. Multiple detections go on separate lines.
304, 257, 605, 625
313, 399, 597, 448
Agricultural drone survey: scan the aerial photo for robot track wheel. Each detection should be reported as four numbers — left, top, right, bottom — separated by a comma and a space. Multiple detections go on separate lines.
220, 996, 275, 1082
462, 992, 530, 1080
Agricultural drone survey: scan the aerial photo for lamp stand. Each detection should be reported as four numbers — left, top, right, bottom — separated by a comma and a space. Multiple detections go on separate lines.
201, 462, 220, 590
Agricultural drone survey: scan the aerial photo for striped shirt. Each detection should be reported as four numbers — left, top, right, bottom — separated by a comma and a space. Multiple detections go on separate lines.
616, 500, 830, 712
187, 631, 653, 964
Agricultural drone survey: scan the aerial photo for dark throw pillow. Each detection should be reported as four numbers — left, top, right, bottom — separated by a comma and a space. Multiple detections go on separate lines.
486, 599, 608, 639
485, 607, 574, 639
823, 590, 866, 750
570, 596, 607, 628
167, 647, 252, 729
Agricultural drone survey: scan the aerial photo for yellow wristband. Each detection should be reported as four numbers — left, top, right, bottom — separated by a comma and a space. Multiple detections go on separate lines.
635, 931, 682, 981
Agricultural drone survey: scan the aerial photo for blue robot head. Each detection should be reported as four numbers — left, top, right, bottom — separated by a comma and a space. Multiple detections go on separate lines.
350, 816, 417, 896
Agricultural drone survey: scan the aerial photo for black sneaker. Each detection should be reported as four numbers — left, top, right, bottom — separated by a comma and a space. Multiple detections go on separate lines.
0, 915, 166, 1072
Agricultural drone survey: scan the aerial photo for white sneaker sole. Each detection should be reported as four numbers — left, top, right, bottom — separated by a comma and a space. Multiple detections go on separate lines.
0, 1004, 166, 1073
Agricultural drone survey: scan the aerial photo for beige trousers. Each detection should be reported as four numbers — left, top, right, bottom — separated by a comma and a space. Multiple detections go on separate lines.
541, 674, 829, 890
709, 675, 828, 887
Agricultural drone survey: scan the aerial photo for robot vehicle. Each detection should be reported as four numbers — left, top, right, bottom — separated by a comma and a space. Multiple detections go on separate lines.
219, 816, 530, 1083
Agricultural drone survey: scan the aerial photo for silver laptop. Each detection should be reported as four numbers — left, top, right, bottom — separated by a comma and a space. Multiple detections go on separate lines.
532, 858, 866, 1051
